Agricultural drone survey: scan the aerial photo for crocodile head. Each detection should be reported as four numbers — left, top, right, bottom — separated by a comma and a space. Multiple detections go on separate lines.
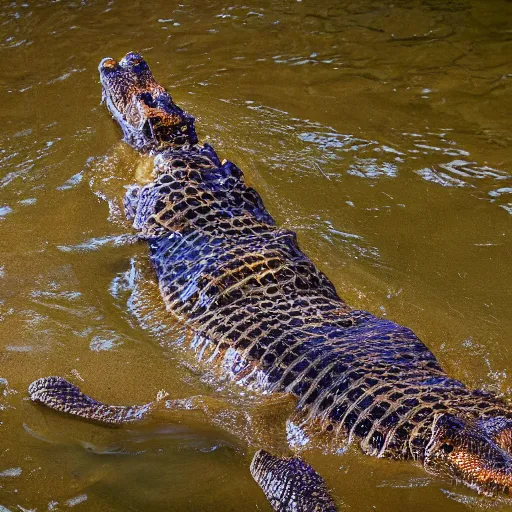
98, 52, 197, 152
425, 413, 512, 495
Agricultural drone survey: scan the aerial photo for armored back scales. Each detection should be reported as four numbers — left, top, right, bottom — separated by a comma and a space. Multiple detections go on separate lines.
125, 123, 511, 465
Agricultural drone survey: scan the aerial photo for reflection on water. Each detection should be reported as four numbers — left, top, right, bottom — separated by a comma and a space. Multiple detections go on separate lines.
1, 0, 511, 510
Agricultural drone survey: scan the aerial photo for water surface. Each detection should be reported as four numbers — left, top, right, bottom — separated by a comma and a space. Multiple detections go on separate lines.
1, 0, 512, 510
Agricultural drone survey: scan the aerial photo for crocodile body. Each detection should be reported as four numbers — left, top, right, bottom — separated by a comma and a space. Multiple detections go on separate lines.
129, 139, 512, 465
29, 52, 512, 503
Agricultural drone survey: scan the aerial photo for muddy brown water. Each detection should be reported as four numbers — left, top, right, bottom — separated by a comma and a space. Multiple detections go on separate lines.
1, 0, 511, 510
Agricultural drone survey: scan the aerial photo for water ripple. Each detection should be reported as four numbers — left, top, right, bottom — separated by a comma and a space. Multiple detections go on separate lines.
215, 99, 510, 212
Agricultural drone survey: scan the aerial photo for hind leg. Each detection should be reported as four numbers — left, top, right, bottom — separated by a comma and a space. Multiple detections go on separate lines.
28, 376, 164, 425
250, 450, 339, 512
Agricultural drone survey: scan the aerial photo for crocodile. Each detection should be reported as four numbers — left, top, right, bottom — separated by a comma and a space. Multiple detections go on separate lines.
29, 52, 512, 507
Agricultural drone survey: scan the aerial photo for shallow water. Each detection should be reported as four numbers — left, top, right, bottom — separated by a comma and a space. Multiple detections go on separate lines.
1, 0, 512, 510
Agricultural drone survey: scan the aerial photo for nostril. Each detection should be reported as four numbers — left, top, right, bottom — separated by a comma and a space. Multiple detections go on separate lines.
99, 57, 118, 71
440, 443, 454, 454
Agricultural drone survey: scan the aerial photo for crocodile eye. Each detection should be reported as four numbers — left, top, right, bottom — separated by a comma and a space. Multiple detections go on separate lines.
133, 61, 149, 74
440, 443, 454, 454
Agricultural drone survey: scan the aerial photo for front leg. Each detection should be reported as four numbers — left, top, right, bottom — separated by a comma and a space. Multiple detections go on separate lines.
123, 184, 141, 224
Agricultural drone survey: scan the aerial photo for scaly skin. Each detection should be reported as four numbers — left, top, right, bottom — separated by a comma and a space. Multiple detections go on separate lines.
29, 52, 512, 502
28, 376, 155, 425
251, 450, 338, 512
